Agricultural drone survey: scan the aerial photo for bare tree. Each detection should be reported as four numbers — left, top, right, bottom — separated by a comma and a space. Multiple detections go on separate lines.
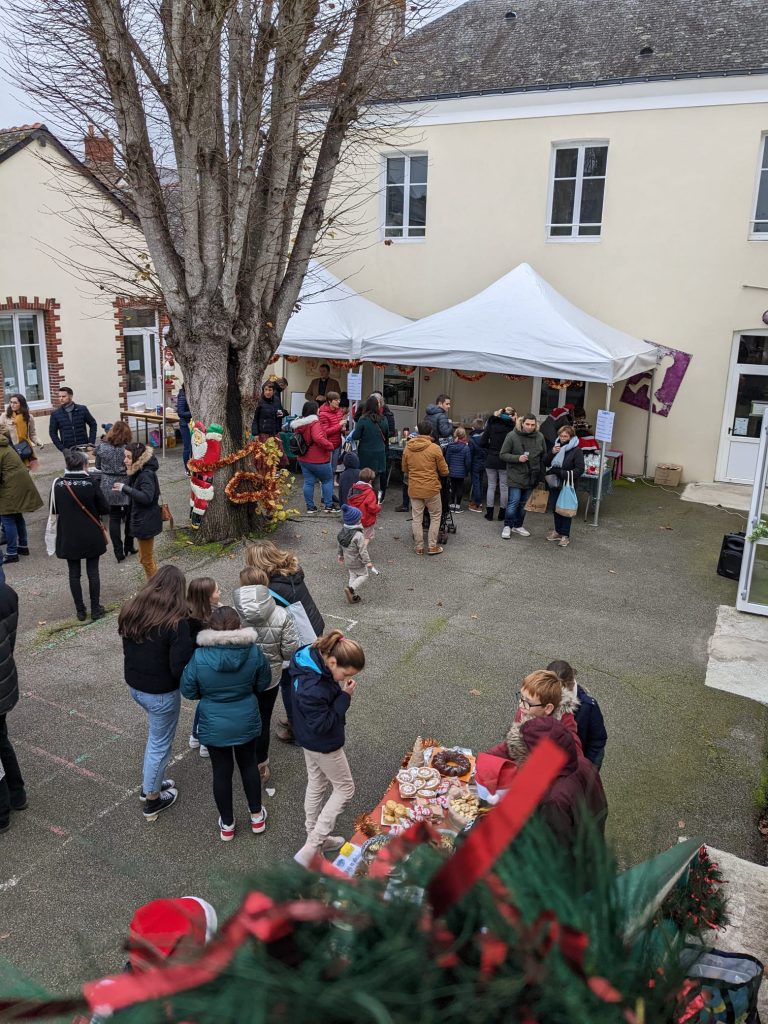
5, 0, 433, 538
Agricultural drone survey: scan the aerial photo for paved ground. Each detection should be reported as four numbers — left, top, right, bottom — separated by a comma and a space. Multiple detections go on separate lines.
0, 447, 766, 996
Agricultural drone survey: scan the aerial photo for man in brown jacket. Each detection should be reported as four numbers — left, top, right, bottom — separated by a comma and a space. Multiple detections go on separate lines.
305, 363, 341, 405
401, 419, 449, 555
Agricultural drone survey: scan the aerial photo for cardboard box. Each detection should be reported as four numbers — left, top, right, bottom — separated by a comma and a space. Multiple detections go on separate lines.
654, 463, 683, 486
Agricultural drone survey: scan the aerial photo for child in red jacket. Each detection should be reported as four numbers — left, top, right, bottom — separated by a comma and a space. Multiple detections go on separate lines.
347, 468, 382, 570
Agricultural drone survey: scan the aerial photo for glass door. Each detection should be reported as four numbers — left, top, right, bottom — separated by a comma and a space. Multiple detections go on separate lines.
718, 333, 768, 483
535, 380, 588, 418
125, 329, 162, 410
737, 410, 768, 615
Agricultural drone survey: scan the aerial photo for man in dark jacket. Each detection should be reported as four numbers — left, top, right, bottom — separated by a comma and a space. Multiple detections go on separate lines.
176, 386, 192, 473
49, 387, 97, 452
510, 716, 607, 848
499, 415, 547, 539
251, 382, 286, 437
0, 583, 24, 832
424, 395, 453, 441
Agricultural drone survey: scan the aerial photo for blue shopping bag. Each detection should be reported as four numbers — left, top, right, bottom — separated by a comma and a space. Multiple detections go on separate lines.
555, 471, 579, 518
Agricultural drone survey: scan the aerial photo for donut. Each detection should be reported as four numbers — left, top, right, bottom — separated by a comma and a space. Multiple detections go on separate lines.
432, 749, 471, 777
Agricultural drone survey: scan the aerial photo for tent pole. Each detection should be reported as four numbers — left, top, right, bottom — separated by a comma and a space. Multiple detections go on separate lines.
591, 383, 613, 527
642, 364, 658, 479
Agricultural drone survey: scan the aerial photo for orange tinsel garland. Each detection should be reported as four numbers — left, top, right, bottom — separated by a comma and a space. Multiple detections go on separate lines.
543, 379, 583, 390
453, 369, 487, 382
395, 365, 416, 375
224, 471, 267, 504
502, 374, 529, 382
284, 355, 300, 363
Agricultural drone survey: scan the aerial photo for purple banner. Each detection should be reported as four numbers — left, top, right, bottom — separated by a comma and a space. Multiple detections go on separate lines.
620, 343, 691, 418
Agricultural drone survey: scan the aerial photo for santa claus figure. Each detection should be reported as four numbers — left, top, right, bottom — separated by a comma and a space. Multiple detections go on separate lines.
188, 422, 223, 528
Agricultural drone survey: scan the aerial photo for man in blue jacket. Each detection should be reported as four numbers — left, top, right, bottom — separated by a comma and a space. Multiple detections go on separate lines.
49, 387, 97, 452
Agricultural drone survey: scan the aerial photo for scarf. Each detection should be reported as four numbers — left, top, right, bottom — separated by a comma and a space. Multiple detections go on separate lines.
550, 435, 579, 468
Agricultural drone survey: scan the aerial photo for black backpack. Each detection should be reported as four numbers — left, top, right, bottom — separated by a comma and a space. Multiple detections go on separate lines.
287, 430, 308, 458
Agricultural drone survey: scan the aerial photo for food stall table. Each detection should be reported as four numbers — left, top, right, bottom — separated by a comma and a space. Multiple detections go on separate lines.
577, 464, 614, 521
122, 409, 179, 451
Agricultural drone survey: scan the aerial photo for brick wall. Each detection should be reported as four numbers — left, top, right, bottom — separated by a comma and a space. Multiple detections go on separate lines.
0, 296, 63, 416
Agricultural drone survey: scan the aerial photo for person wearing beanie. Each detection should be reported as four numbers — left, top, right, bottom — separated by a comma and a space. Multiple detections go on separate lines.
337, 503, 371, 604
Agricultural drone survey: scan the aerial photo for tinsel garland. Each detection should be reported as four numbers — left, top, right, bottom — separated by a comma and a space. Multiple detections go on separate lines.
502, 374, 529, 381
543, 379, 585, 390
453, 370, 487, 382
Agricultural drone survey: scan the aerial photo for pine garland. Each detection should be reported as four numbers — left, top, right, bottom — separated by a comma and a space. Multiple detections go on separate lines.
656, 845, 728, 936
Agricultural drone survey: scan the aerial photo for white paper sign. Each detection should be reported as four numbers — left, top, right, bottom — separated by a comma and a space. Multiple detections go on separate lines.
733, 417, 749, 437
26, 369, 38, 386
128, 359, 141, 371
346, 371, 363, 401
594, 409, 615, 444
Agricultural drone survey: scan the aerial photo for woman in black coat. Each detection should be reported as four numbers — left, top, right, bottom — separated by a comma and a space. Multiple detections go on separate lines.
251, 382, 286, 437
479, 407, 516, 520
54, 449, 110, 621
544, 424, 585, 549
112, 442, 162, 580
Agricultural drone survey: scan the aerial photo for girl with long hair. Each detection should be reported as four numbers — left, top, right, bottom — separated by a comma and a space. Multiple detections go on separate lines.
244, 541, 325, 743
95, 420, 135, 562
186, 576, 221, 758
119, 565, 195, 821
113, 441, 162, 579
289, 629, 365, 867
0, 393, 40, 468
181, 606, 271, 841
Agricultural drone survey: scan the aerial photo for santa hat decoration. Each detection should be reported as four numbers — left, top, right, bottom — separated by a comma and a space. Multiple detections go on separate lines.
551, 406, 570, 419
127, 897, 217, 970
205, 424, 223, 442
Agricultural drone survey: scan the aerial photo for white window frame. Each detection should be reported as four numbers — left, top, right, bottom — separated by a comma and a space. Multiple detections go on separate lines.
380, 151, 428, 243
546, 140, 608, 242
0, 310, 51, 409
748, 133, 768, 240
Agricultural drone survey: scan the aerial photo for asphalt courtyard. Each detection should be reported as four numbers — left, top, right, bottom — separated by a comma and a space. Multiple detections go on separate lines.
1, 446, 766, 995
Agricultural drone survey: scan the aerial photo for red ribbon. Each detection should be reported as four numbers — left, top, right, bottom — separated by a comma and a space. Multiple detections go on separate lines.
428, 738, 567, 915
83, 892, 348, 1015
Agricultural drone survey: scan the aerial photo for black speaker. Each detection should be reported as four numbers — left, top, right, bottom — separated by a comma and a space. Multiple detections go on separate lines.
716, 532, 745, 580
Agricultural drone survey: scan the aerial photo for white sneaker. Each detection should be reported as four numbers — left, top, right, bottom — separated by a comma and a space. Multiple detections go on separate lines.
320, 835, 345, 852
511, 526, 531, 537
501, 526, 512, 539
188, 734, 200, 749
219, 817, 235, 841
294, 842, 319, 867
250, 807, 267, 834
199, 745, 210, 758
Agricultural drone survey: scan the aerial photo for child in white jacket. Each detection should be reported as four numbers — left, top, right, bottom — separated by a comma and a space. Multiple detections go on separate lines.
233, 567, 301, 781
337, 504, 371, 604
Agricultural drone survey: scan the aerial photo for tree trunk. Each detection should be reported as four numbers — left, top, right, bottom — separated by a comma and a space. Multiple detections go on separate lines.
176, 316, 267, 542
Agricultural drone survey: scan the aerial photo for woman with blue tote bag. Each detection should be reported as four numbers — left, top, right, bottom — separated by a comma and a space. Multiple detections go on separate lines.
544, 425, 584, 548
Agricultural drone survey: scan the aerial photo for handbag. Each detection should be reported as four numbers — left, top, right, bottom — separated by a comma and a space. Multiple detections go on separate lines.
524, 482, 549, 514
678, 947, 763, 1023
13, 440, 33, 461
555, 471, 579, 518
160, 501, 174, 525
269, 589, 317, 646
45, 481, 58, 556
63, 481, 109, 544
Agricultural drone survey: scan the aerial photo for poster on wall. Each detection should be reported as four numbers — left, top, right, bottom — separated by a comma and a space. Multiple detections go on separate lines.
619, 342, 692, 418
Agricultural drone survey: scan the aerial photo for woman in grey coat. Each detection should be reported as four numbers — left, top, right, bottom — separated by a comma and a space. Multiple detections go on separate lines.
233, 566, 301, 780
95, 421, 135, 562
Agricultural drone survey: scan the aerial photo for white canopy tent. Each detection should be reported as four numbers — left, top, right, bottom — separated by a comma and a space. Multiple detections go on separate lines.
278, 261, 409, 359
361, 262, 658, 384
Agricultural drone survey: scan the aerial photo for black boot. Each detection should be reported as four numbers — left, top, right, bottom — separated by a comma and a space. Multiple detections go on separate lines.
75, 607, 87, 622
124, 542, 136, 556
91, 606, 106, 621
497, 508, 506, 521
484, 506, 494, 521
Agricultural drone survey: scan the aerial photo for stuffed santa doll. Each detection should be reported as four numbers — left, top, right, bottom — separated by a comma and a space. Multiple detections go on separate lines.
188, 422, 223, 528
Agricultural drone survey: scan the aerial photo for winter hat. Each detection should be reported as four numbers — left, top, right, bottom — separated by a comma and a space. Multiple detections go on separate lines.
342, 503, 363, 526
127, 896, 218, 969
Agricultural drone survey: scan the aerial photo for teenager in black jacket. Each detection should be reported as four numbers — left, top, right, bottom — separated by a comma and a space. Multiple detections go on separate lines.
251, 382, 286, 437
113, 442, 162, 580
0, 582, 23, 832
119, 565, 195, 821
54, 449, 110, 621
479, 408, 516, 520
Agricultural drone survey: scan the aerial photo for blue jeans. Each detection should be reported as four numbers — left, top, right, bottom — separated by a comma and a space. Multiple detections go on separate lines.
330, 446, 342, 474
1, 514, 28, 556
130, 688, 181, 795
471, 464, 485, 505
179, 421, 192, 469
300, 460, 334, 510
504, 487, 533, 528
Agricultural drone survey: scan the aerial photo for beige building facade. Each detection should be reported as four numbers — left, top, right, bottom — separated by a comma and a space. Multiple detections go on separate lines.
0, 126, 167, 442
277, 73, 768, 484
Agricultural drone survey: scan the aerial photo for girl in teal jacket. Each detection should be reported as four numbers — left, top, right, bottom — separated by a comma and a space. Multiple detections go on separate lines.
181, 606, 271, 841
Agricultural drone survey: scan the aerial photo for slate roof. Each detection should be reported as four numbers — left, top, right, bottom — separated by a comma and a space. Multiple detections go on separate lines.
379, 0, 768, 101
0, 124, 43, 159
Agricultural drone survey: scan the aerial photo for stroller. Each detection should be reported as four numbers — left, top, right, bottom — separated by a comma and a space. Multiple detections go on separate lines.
422, 475, 457, 545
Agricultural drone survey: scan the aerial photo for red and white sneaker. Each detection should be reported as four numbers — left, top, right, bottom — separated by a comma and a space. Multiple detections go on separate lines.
250, 807, 267, 834
219, 818, 235, 842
